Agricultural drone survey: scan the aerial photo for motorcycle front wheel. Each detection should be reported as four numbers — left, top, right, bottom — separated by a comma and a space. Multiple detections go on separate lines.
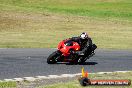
47, 51, 60, 64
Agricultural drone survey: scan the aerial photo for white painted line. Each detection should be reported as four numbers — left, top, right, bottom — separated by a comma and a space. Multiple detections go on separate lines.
73, 73, 82, 76
97, 72, 113, 74
1, 71, 132, 82
4, 79, 15, 82
97, 72, 106, 74
23, 77, 36, 81
60, 74, 75, 78
13, 78, 24, 81
36, 76, 49, 79
115, 71, 131, 73
48, 75, 62, 79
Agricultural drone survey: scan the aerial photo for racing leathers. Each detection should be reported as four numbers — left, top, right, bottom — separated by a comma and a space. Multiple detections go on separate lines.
68, 36, 96, 55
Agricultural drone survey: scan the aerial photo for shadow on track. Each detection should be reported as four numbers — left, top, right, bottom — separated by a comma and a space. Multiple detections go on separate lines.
54, 62, 98, 65
78, 62, 98, 65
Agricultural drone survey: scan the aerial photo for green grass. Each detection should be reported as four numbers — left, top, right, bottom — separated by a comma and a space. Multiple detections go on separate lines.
38, 72, 132, 88
0, 0, 132, 49
0, 81, 17, 88
0, 0, 132, 20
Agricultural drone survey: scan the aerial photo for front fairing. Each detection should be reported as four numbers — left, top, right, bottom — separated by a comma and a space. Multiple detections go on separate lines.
57, 40, 80, 56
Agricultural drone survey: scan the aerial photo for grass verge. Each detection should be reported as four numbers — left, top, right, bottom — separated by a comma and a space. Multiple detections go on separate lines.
0, 11, 132, 49
0, 0, 132, 49
39, 72, 132, 88
0, 0, 132, 20
0, 81, 17, 88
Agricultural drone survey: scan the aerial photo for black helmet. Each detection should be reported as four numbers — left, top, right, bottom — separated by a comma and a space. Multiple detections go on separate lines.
80, 32, 88, 39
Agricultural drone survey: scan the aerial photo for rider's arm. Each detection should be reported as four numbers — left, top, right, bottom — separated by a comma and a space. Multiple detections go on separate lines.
88, 38, 93, 46
85, 38, 92, 46
69, 37, 80, 43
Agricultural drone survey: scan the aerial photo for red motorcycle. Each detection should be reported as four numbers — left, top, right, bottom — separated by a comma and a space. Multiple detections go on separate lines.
47, 39, 97, 64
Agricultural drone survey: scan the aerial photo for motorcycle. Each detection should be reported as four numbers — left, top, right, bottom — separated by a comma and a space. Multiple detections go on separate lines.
47, 39, 97, 64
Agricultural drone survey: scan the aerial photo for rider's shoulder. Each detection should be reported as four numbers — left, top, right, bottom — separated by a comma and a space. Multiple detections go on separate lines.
71, 36, 80, 39
70, 37, 80, 41
64, 36, 80, 41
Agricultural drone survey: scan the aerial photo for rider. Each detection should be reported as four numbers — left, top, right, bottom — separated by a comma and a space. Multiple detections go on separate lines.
68, 32, 96, 55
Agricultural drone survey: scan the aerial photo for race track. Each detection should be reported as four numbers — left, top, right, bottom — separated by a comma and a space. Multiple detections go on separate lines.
0, 48, 132, 80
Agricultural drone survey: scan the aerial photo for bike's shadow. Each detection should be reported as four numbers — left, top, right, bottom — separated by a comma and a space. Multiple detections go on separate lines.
56, 62, 98, 65
77, 62, 98, 65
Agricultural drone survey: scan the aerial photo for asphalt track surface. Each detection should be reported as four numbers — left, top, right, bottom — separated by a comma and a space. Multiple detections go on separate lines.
0, 48, 132, 80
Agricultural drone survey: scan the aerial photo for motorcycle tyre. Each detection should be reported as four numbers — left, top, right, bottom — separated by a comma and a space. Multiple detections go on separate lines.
47, 51, 60, 64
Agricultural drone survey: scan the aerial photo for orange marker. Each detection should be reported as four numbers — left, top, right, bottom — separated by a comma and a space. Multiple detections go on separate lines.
81, 67, 88, 78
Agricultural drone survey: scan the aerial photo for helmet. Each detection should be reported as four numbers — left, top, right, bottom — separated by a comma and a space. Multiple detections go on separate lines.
80, 32, 88, 39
